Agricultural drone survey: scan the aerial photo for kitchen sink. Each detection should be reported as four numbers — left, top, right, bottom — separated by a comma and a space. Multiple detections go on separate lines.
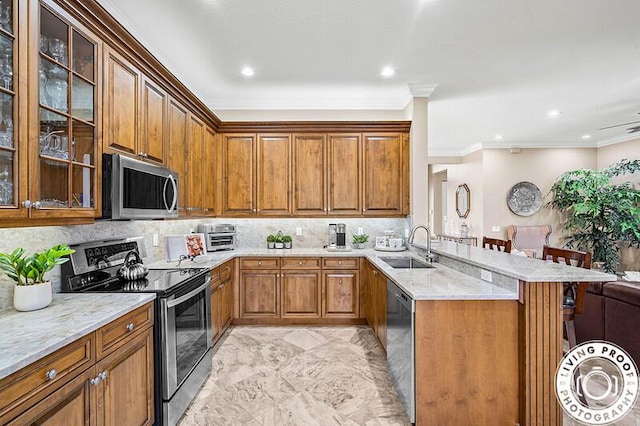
379, 257, 434, 269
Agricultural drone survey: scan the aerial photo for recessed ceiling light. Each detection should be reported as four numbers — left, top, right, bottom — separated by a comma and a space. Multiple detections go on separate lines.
581, 134, 591, 139
495, 134, 504, 140
241, 67, 254, 77
547, 110, 561, 118
380, 66, 395, 78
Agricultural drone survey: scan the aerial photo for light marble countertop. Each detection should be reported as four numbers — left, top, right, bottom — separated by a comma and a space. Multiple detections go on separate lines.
148, 248, 519, 301
0, 293, 155, 380
429, 240, 618, 283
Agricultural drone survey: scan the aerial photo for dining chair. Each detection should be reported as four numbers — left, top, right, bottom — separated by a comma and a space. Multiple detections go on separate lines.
542, 245, 592, 349
506, 225, 552, 258
482, 237, 512, 253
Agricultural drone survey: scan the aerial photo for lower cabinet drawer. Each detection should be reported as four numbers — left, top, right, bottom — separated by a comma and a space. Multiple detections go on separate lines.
96, 303, 154, 360
281, 257, 321, 270
240, 257, 280, 270
322, 257, 359, 270
0, 334, 95, 423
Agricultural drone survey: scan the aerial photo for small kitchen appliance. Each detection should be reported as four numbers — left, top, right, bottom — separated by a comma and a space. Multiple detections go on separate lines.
328, 224, 337, 247
336, 223, 347, 247
61, 237, 211, 426
197, 223, 237, 252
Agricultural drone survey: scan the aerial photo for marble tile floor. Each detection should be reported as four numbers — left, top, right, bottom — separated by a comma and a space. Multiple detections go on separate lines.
179, 326, 410, 426
179, 326, 640, 426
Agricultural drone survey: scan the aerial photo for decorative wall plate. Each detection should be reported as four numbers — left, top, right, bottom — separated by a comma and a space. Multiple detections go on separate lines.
507, 181, 542, 216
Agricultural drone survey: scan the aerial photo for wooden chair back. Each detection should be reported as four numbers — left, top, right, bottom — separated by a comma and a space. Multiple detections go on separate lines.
482, 237, 512, 253
542, 245, 592, 315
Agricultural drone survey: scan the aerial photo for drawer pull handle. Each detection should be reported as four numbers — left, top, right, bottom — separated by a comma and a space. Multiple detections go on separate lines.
99, 371, 108, 381
339, 279, 343, 285
45, 369, 57, 380
126, 323, 135, 332
258, 261, 262, 266
373, 270, 378, 275
90, 371, 108, 386
338, 261, 342, 265
298, 261, 303, 265
90, 376, 101, 386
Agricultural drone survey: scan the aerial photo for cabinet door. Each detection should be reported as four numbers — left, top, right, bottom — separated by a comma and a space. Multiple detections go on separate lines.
256, 134, 291, 215
239, 270, 279, 317
327, 134, 361, 215
293, 134, 326, 215
281, 271, 321, 318
222, 134, 255, 215
140, 77, 166, 164
6, 368, 95, 426
203, 127, 216, 216
210, 279, 222, 343
186, 114, 204, 215
167, 98, 187, 214
220, 276, 233, 331
363, 133, 403, 215
31, 4, 99, 218
104, 47, 139, 157
322, 270, 359, 318
375, 270, 387, 350
95, 327, 154, 426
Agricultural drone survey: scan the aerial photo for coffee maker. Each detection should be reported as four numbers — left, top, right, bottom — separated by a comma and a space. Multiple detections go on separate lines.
329, 223, 347, 248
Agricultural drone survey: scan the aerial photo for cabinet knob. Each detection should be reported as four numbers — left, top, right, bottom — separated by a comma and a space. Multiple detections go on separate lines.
99, 371, 108, 381
21, 200, 31, 209
338, 261, 342, 265
373, 270, 378, 275
339, 279, 343, 285
33, 201, 42, 209
258, 261, 262, 266
90, 376, 101, 386
126, 322, 135, 332
298, 261, 303, 265
138, 152, 145, 157
45, 369, 57, 380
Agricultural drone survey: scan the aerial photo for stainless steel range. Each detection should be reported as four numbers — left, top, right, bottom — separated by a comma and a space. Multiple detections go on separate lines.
61, 237, 212, 426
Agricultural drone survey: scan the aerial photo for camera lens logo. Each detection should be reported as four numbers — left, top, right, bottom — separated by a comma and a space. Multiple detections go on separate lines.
556, 341, 639, 425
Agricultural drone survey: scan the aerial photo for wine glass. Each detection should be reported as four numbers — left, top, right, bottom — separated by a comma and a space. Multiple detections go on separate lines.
46, 79, 67, 111
48, 38, 66, 64
0, 53, 12, 90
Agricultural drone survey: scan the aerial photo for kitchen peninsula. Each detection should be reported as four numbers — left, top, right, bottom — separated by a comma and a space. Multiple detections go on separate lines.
146, 241, 615, 425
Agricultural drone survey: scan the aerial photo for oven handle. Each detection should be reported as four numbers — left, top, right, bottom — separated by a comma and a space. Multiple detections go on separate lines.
166, 276, 211, 308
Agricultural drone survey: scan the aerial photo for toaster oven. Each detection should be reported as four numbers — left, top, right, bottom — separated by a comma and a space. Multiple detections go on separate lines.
197, 224, 236, 252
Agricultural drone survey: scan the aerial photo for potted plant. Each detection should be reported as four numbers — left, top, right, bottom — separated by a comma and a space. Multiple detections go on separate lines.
266, 234, 276, 249
547, 159, 640, 273
0, 244, 75, 311
352, 234, 369, 249
274, 232, 285, 249
283, 235, 293, 249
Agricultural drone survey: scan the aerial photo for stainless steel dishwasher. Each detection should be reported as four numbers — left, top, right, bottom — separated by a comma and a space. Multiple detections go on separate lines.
386, 279, 415, 423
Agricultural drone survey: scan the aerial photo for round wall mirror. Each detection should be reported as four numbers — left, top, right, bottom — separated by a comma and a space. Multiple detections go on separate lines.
456, 183, 470, 218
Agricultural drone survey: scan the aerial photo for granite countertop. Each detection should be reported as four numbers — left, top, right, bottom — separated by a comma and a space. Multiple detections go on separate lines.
430, 240, 617, 283
148, 248, 519, 301
0, 293, 155, 380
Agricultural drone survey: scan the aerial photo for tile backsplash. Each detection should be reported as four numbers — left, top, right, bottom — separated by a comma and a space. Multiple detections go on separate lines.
0, 217, 409, 311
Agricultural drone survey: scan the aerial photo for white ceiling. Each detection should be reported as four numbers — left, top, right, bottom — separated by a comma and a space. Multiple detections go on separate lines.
96, 0, 640, 156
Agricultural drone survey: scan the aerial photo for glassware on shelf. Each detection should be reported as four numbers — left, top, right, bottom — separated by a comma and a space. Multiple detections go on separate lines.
0, 2, 11, 33
48, 38, 66, 64
45, 79, 68, 111
0, 165, 12, 205
0, 53, 11, 90
39, 34, 48, 55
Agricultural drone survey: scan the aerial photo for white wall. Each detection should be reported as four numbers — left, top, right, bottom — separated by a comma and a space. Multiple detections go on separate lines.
443, 150, 483, 238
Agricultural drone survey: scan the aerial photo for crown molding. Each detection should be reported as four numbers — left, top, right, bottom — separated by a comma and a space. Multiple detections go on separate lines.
595, 132, 640, 148
218, 121, 412, 133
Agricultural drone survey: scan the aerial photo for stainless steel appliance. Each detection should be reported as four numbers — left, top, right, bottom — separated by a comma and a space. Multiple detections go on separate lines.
61, 237, 211, 426
328, 224, 337, 247
386, 279, 415, 423
336, 223, 347, 247
102, 153, 179, 220
197, 223, 237, 252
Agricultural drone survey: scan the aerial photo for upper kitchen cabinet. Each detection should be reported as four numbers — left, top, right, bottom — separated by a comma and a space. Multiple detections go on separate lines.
328, 133, 362, 216
27, 1, 100, 219
363, 133, 409, 216
0, 0, 24, 219
256, 134, 291, 215
103, 47, 167, 166
221, 133, 255, 215
202, 127, 216, 216
185, 113, 204, 215
293, 134, 326, 215
166, 97, 187, 214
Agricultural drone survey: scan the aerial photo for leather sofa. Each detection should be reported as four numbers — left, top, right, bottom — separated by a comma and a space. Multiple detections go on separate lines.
575, 281, 640, 365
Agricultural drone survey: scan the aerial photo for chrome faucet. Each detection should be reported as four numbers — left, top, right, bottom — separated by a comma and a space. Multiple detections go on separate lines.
408, 225, 435, 263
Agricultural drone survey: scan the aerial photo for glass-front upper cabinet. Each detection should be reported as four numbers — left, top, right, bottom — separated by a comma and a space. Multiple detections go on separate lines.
0, 0, 17, 215
32, 2, 98, 217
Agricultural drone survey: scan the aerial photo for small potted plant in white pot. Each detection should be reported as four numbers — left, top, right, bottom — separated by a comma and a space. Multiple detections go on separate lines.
352, 234, 369, 249
274, 233, 285, 249
266, 235, 276, 249
0, 244, 74, 312
283, 235, 293, 249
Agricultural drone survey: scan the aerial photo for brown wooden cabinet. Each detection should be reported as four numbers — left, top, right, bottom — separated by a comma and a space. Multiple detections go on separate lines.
185, 113, 204, 215
363, 133, 407, 215
322, 270, 360, 318
239, 257, 280, 318
327, 133, 362, 215
211, 260, 234, 344
203, 127, 216, 216
292, 134, 326, 215
0, 302, 154, 425
257, 134, 291, 215
221, 134, 255, 215
362, 259, 386, 350
281, 258, 322, 318
166, 97, 187, 214
140, 77, 167, 164
94, 327, 154, 426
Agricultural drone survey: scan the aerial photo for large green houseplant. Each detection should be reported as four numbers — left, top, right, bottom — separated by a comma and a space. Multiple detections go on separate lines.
547, 159, 640, 273
0, 244, 74, 311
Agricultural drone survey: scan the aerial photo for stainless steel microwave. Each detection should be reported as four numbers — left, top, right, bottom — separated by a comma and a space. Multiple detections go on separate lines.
102, 154, 179, 220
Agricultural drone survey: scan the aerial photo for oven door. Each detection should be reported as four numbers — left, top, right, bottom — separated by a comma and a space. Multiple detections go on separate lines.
161, 276, 212, 399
